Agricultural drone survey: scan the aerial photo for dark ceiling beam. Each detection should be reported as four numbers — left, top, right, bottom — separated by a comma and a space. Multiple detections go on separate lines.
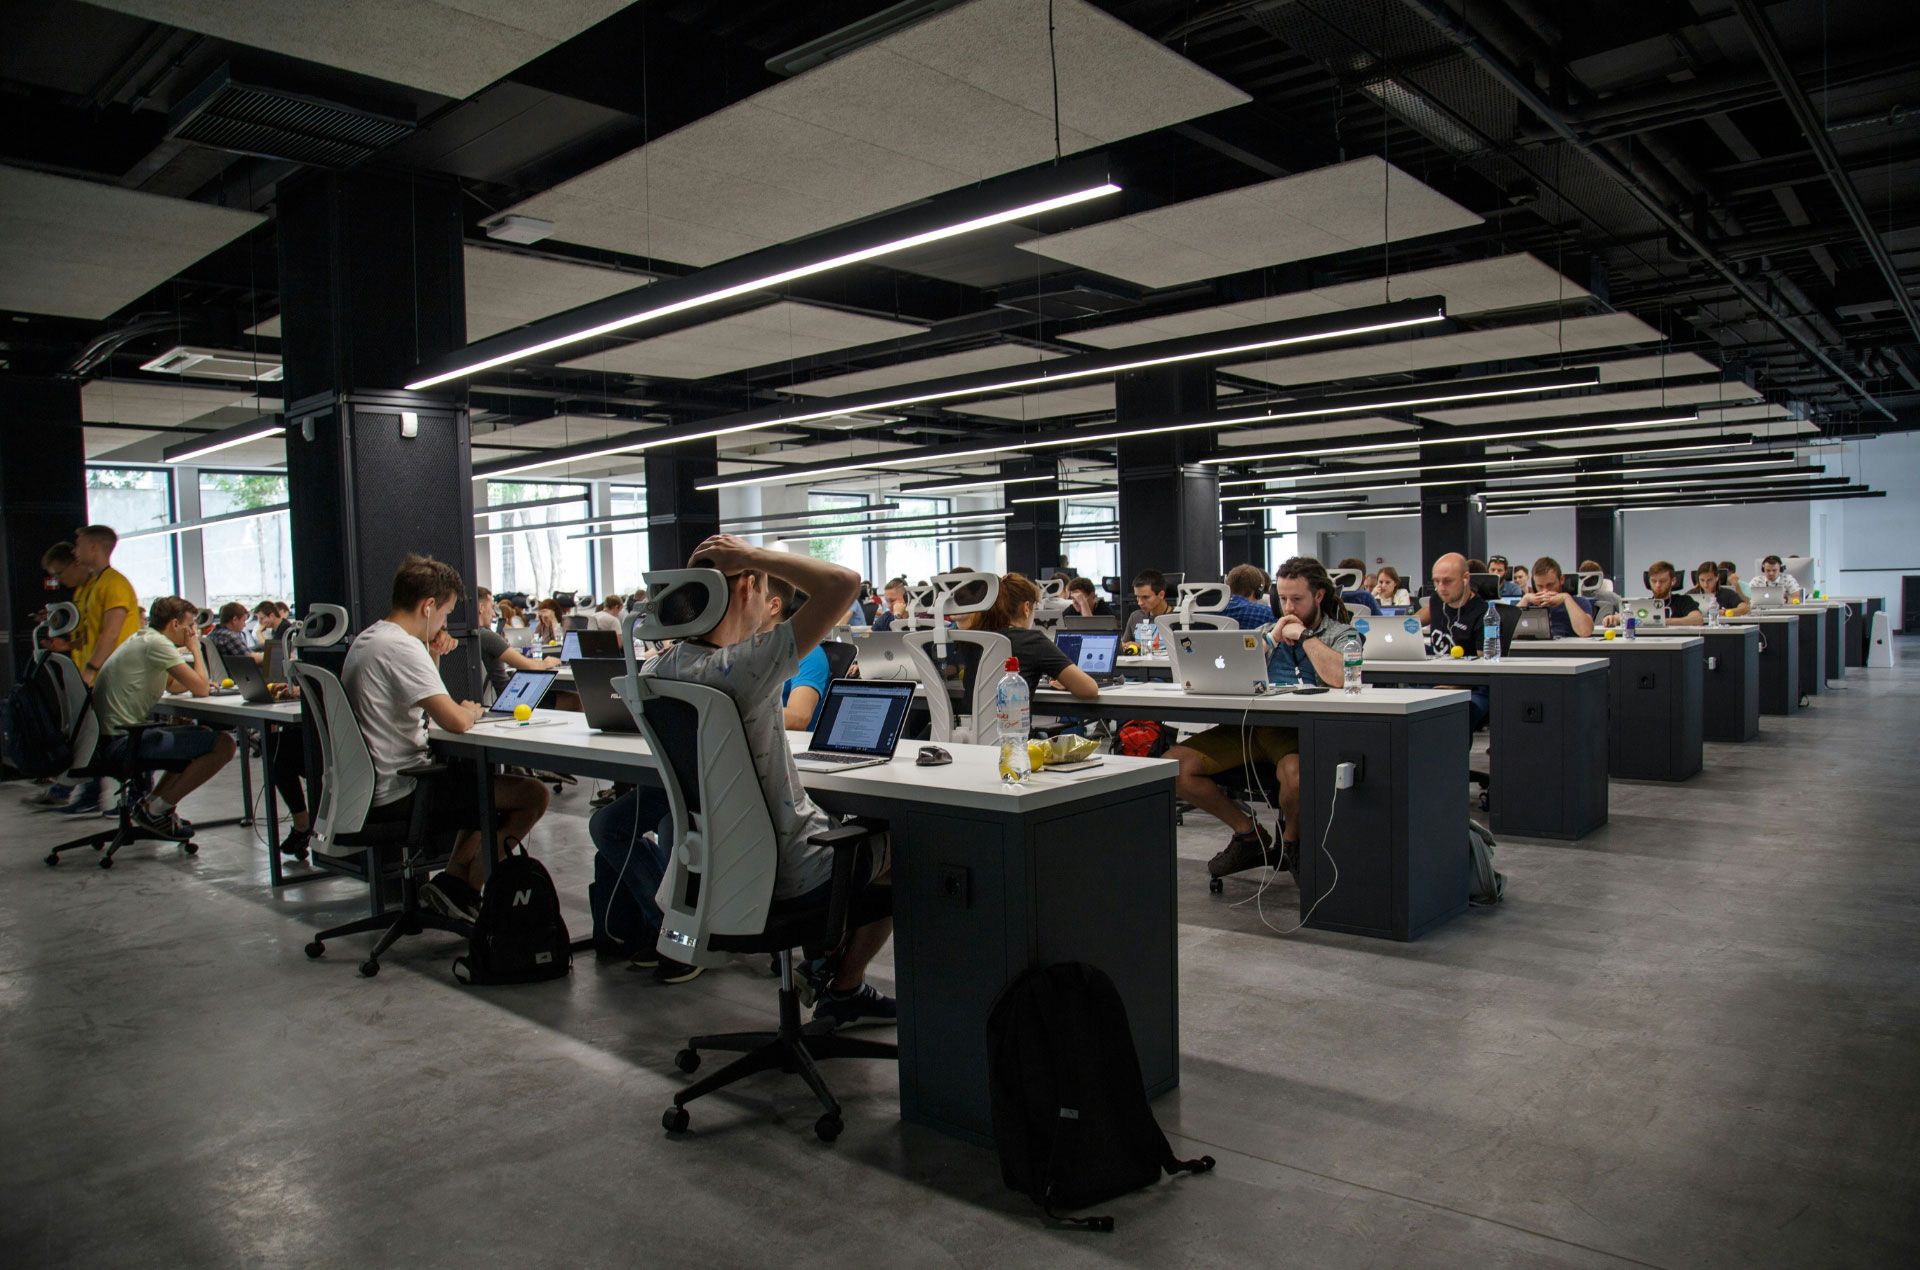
1710, 135, 1920, 198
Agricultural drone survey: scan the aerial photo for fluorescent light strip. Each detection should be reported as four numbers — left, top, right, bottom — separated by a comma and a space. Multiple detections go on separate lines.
121, 504, 288, 540
1493, 488, 1870, 513
1477, 471, 1830, 502
162, 417, 285, 464
1217, 442, 1780, 488
475, 494, 586, 518
1219, 456, 1799, 503
901, 473, 1068, 495
1203, 411, 1703, 465
717, 502, 903, 529
475, 511, 641, 539
408, 182, 1122, 390
775, 510, 1015, 540
1481, 480, 1845, 509
1010, 490, 1117, 504
1343, 510, 1420, 520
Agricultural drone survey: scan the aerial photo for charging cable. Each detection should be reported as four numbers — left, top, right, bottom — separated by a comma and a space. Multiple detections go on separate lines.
1237, 767, 1345, 937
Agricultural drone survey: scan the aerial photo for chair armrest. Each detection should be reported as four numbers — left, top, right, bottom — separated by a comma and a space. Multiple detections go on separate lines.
808, 819, 888, 951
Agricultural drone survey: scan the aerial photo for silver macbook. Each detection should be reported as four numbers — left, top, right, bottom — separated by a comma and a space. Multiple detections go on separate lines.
1358, 615, 1428, 661
792, 679, 915, 772
1624, 598, 1669, 627
847, 630, 919, 681
472, 669, 557, 724
1748, 582, 1787, 608
1166, 629, 1271, 696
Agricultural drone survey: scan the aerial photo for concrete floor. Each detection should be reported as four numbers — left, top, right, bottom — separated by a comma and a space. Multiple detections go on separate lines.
5, 653, 1919, 1268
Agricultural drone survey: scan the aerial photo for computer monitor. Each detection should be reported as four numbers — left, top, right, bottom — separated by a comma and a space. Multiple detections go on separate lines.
1467, 572, 1501, 601
1782, 556, 1815, 592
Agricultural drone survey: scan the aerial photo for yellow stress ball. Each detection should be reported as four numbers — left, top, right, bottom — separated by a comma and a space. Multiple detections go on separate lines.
220, 678, 234, 689
1448, 645, 1466, 659
513, 703, 533, 722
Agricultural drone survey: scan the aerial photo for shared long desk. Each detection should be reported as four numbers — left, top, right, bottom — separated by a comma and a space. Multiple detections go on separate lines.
430, 715, 1178, 1147
1505, 637, 1705, 781
146, 693, 318, 887
1623, 626, 1762, 741
1729, 607, 1832, 696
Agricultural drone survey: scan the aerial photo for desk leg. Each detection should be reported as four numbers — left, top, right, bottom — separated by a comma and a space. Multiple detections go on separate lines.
473, 751, 499, 885
237, 734, 255, 826
261, 721, 325, 888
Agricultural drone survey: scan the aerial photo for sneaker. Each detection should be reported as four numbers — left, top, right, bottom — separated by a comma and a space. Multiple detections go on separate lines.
813, 983, 897, 1030
1206, 822, 1275, 878
419, 873, 481, 923
277, 827, 312, 861
130, 802, 190, 841
1278, 840, 1300, 876
23, 782, 74, 810
652, 957, 703, 985
53, 783, 104, 817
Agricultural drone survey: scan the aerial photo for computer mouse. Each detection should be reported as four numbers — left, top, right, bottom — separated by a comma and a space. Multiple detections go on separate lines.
916, 745, 953, 766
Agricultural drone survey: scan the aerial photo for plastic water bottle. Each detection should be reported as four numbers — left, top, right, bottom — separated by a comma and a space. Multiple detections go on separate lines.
1482, 604, 1502, 662
1340, 631, 1364, 695
1133, 619, 1153, 652
1624, 614, 1637, 641
994, 657, 1031, 785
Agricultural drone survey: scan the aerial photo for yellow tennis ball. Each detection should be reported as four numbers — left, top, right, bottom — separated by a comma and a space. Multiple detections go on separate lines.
513, 703, 533, 722
1449, 644, 1465, 659
220, 678, 234, 689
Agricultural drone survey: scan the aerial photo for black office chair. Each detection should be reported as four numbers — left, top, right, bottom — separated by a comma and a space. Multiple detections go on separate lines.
821, 639, 857, 682
44, 724, 203, 868
623, 570, 896, 1143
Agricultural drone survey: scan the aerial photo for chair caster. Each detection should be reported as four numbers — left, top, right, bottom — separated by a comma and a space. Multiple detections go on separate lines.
44, 852, 58, 866
358, 959, 379, 978
674, 1048, 701, 1073
183, 841, 198, 856
305, 940, 325, 959
1208, 876, 1223, 894
98, 855, 113, 870
662, 1105, 690, 1134
814, 1113, 843, 1143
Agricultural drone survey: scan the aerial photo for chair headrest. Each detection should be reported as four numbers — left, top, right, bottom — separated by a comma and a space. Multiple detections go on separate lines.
1329, 568, 1362, 591
42, 601, 79, 640
632, 569, 732, 642
1576, 570, 1603, 596
288, 603, 350, 658
1039, 576, 1067, 600
1176, 581, 1229, 615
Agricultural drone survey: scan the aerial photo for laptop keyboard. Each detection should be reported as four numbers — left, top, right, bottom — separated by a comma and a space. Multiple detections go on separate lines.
797, 752, 881, 765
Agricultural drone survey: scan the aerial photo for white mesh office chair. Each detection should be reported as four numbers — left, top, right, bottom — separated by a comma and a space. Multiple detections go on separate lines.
898, 572, 1011, 746
620, 570, 895, 1143
1162, 581, 1237, 631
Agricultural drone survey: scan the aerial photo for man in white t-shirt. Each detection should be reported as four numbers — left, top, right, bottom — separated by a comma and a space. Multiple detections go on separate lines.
1749, 553, 1804, 598
342, 555, 549, 922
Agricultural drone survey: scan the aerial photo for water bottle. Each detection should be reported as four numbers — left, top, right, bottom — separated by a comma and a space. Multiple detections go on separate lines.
994, 657, 1032, 785
1702, 593, 1720, 626
1482, 604, 1502, 662
1624, 614, 1637, 641
1133, 619, 1153, 652
1340, 631, 1364, 695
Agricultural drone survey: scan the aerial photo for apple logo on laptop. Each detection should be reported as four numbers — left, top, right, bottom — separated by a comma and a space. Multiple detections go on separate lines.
1213, 654, 1227, 670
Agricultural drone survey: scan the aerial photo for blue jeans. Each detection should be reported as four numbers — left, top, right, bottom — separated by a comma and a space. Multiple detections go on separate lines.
1467, 685, 1489, 733
588, 788, 673, 931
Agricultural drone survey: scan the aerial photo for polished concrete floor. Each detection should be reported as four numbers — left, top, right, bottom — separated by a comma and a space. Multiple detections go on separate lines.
5, 650, 1918, 1268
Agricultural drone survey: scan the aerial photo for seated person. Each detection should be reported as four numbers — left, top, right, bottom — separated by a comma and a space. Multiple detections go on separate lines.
474, 587, 560, 697
587, 595, 625, 635
1603, 560, 1703, 626
1487, 555, 1525, 598
251, 600, 285, 647
962, 572, 1099, 699
1370, 565, 1404, 607
89, 596, 237, 838
1123, 569, 1173, 641
1066, 576, 1113, 617
868, 577, 920, 632
1221, 564, 1276, 629
209, 602, 256, 665
1517, 557, 1595, 637
768, 576, 833, 730
1508, 562, 1531, 594
1168, 557, 1356, 880
1416, 552, 1490, 730
1718, 561, 1746, 604
1686, 561, 1749, 618
1749, 553, 1803, 597
589, 541, 895, 1025
1336, 556, 1379, 615
342, 556, 550, 923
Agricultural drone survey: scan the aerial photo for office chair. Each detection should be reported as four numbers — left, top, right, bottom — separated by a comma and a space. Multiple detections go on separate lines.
821, 639, 858, 681
289, 609, 465, 977
621, 571, 895, 1143
43, 725, 205, 869
898, 572, 1012, 745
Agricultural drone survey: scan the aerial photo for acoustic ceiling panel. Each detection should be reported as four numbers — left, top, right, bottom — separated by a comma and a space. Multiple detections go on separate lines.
952, 384, 1116, 420
474, 413, 640, 450
1067, 254, 1588, 350
88, 0, 635, 98
83, 428, 164, 460
504, 0, 1247, 265
1226, 313, 1663, 387
1419, 379, 1763, 426
81, 379, 262, 426
1590, 352, 1722, 383
1214, 416, 1420, 449
1015, 157, 1482, 288
559, 301, 926, 380
782, 343, 1062, 398
0, 166, 264, 320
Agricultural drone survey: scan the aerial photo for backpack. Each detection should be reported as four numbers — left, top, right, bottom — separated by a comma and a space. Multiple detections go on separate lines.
987, 962, 1214, 1231
452, 843, 572, 984
1468, 821, 1505, 905
1115, 719, 1170, 759
1, 660, 75, 780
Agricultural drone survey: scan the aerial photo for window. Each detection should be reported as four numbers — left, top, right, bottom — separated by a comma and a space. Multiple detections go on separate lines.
607, 484, 649, 596
484, 481, 595, 601
1266, 506, 1299, 572
199, 471, 293, 607
1061, 499, 1118, 584
803, 492, 871, 579
86, 466, 175, 601
877, 496, 950, 585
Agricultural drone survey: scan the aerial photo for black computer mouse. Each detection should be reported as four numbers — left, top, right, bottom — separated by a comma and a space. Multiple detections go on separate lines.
916, 745, 953, 766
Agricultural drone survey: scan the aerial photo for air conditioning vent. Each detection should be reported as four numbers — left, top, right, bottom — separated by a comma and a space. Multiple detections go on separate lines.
169, 67, 415, 168
140, 345, 284, 383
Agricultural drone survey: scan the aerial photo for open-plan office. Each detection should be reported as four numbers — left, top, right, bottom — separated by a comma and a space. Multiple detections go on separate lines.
3, 2, 1918, 1266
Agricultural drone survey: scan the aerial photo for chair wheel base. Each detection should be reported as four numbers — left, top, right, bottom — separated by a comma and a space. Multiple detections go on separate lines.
305, 941, 325, 959
1208, 876, 1224, 893
674, 1048, 701, 1073
182, 841, 198, 856
98, 855, 113, 870
815, 1113, 843, 1142
662, 1106, 690, 1134
358, 959, 379, 978
44, 853, 58, 866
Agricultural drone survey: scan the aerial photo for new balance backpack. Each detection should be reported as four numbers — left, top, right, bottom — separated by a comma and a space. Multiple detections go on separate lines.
453, 844, 572, 984
987, 962, 1213, 1231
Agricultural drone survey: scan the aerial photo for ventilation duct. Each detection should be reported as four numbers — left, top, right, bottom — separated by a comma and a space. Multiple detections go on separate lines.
168, 67, 414, 168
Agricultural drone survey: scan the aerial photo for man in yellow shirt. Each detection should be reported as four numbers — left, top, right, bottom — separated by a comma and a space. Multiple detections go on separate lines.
73, 524, 139, 686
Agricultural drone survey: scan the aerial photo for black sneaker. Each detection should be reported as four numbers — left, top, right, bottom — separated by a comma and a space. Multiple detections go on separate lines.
419, 873, 481, 923
812, 983, 896, 1030
130, 802, 190, 841
652, 957, 703, 985
1206, 822, 1276, 878
278, 827, 312, 860
23, 782, 74, 810
1278, 840, 1300, 875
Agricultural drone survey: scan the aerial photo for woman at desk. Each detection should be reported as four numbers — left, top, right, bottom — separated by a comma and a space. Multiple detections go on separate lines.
532, 600, 563, 646
962, 572, 1100, 699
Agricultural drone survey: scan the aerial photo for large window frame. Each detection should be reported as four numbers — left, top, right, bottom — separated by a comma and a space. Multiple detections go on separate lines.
1061, 498, 1119, 584
198, 469, 294, 607
483, 480, 597, 602
607, 483, 649, 597
85, 465, 177, 600
804, 491, 874, 580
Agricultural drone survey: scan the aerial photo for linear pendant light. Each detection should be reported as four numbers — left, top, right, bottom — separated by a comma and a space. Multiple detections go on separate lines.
407, 161, 1122, 391
1480, 476, 1849, 508
121, 502, 290, 540
1218, 453, 1800, 503
1204, 407, 1700, 467
717, 502, 903, 529
1218, 437, 1776, 488
775, 511, 1015, 542
476, 295, 1451, 481
1491, 487, 1877, 513
162, 414, 285, 464
1477, 469, 1834, 501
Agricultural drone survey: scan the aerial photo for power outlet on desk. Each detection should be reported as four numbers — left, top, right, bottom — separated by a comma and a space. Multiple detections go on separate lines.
1638, 673, 1658, 690
938, 864, 971, 908
1523, 702, 1545, 723
1335, 756, 1363, 789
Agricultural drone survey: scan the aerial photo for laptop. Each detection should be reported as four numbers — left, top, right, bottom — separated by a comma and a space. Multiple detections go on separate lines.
223, 654, 277, 703
263, 639, 285, 684
1512, 607, 1554, 641
1054, 631, 1123, 686
569, 657, 638, 732
1624, 598, 1669, 628
1749, 582, 1787, 608
473, 668, 558, 723
791, 679, 916, 772
1061, 612, 1122, 634
847, 630, 919, 681
1166, 629, 1271, 696
561, 629, 620, 662
1357, 615, 1428, 661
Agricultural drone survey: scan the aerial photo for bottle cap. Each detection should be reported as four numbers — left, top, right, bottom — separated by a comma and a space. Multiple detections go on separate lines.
1004, 656, 1019, 672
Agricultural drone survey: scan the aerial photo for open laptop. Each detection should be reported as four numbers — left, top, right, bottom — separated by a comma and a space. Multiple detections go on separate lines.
1166, 629, 1271, 696
223, 653, 277, 703
1061, 612, 1122, 634
262, 639, 285, 684
1357, 615, 1428, 661
791, 679, 915, 772
1624, 598, 1669, 628
569, 657, 638, 732
561, 629, 619, 661
1748, 582, 1787, 608
1512, 607, 1554, 641
472, 668, 558, 724
847, 630, 919, 681
1054, 631, 1123, 686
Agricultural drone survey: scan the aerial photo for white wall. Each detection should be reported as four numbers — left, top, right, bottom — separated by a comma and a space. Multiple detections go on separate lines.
1617, 501, 1810, 592
1487, 509, 1574, 575
1297, 505, 1577, 584
1826, 432, 1920, 620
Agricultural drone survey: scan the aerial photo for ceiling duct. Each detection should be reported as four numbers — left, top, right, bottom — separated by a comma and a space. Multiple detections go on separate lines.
167, 66, 415, 168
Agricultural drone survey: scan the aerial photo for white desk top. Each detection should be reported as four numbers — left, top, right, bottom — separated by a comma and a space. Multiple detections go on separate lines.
1614, 625, 1757, 638
1030, 680, 1469, 717
1724, 613, 1808, 624
152, 694, 302, 723
1508, 635, 1705, 651
430, 712, 1172, 814
1360, 656, 1608, 676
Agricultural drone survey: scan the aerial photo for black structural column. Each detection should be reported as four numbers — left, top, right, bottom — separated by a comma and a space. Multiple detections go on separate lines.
278, 171, 474, 632
1220, 514, 1265, 574
0, 377, 86, 686
1115, 365, 1219, 582
1003, 457, 1061, 578
1575, 506, 1624, 581
646, 439, 721, 570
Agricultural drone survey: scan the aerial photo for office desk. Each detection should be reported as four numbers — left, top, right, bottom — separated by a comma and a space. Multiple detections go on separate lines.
1030, 683, 1471, 941
1729, 610, 1824, 696
1714, 615, 1801, 713
430, 717, 1177, 1147
1505, 637, 1705, 781
147, 694, 320, 886
1826, 596, 1884, 667
1358, 657, 1609, 840
1627, 626, 1761, 742
1117, 653, 1172, 680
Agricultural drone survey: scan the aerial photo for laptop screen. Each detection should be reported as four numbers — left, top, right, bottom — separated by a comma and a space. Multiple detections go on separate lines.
1056, 632, 1119, 673
561, 631, 582, 662
489, 669, 556, 715
809, 680, 914, 757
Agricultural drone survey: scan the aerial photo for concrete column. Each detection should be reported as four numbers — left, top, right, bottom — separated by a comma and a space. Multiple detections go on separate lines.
1115, 365, 1219, 582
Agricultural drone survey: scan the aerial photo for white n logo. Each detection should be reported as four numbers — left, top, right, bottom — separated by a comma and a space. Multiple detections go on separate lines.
512, 889, 533, 907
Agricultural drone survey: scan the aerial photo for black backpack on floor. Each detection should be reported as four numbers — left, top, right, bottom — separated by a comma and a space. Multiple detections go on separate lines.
453, 844, 572, 985
2, 660, 75, 779
987, 962, 1214, 1231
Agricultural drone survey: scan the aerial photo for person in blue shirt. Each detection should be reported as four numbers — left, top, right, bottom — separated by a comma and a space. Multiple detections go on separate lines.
1487, 555, 1525, 598
1221, 563, 1277, 629
768, 575, 832, 729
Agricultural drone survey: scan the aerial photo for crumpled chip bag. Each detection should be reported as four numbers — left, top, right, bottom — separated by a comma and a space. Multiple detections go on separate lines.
1027, 734, 1098, 768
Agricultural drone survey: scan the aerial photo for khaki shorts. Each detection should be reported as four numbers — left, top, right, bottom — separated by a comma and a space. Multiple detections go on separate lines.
1174, 724, 1300, 772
